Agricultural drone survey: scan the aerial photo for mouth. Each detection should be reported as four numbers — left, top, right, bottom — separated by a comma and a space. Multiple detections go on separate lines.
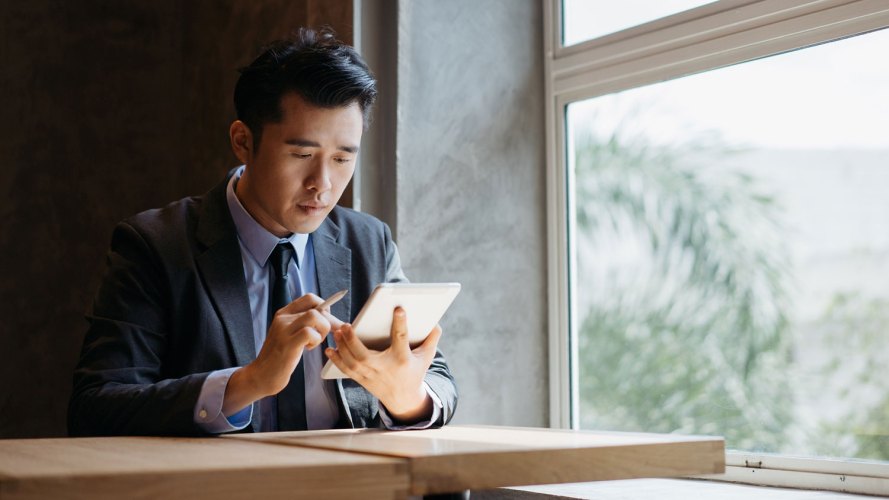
297, 203, 328, 216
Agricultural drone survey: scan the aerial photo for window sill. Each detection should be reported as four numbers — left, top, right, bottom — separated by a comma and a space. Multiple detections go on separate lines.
472, 478, 874, 499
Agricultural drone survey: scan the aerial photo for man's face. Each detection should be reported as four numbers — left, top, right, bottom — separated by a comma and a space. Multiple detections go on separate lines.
234, 92, 363, 236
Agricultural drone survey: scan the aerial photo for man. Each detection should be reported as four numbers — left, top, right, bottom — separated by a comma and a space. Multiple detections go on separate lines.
68, 28, 457, 436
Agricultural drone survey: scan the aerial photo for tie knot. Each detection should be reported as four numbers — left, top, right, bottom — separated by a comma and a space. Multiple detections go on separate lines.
269, 242, 295, 278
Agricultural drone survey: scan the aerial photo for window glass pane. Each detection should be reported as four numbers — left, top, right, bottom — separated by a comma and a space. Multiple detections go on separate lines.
568, 29, 889, 459
562, 0, 715, 46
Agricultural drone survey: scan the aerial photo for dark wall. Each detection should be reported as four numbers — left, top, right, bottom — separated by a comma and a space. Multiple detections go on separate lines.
0, 0, 353, 438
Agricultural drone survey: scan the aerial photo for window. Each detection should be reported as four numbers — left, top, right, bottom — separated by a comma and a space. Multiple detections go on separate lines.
545, 0, 889, 495
562, 0, 714, 46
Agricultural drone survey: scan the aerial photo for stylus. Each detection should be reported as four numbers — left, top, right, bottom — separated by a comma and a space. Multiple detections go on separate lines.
316, 289, 348, 311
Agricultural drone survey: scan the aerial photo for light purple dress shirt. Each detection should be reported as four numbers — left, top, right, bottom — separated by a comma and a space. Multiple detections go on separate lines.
193, 166, 441, 432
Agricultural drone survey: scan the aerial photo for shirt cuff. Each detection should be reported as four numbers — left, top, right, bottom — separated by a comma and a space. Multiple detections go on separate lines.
379, 382, 443, 430
194, 367, 253, 433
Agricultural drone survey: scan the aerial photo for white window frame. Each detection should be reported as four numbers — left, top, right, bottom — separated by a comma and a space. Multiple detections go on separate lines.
544, 0, 889, 495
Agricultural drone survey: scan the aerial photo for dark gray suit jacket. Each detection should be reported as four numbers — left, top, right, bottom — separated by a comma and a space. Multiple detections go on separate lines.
68, 173, 457, 436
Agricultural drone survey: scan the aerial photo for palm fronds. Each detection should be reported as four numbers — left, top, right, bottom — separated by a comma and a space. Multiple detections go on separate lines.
574, 129, 794, 451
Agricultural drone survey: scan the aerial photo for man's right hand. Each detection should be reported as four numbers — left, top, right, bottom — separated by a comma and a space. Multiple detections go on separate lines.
222, 293, 342, 416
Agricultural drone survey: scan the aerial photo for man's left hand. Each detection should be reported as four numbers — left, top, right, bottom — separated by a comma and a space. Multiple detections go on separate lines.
325, 307, 439, 423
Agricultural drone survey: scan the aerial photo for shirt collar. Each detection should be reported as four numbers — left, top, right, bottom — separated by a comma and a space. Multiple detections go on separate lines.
225, 165, 309, 268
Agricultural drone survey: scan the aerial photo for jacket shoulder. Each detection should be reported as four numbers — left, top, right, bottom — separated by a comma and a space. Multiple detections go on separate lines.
122, 195, 202, 239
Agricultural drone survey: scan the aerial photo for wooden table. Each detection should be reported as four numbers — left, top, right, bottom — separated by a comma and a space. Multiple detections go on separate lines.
227, 425, 725, 496
1, 426, 724, 499
0, 435, 408, 499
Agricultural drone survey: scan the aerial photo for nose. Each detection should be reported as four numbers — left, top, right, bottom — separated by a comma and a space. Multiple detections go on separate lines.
304, 159, 333, 193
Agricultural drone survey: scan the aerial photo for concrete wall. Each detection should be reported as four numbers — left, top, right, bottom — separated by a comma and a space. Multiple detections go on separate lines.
394, 1, 548, 426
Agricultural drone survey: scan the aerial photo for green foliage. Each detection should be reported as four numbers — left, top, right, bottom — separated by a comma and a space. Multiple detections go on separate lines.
573, 130, 795, 451
809, 293, 889, 460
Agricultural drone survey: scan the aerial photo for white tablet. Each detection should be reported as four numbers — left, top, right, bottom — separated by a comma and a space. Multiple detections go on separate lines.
320, 282, 461, 379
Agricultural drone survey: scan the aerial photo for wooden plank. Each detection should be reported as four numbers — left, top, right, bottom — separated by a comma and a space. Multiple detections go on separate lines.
228, 425, 726, 495
0, 436, 408, 500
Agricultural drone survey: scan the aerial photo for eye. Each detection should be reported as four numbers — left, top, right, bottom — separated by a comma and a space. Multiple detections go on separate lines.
290, 153, 311, 159
333, 157, 353, 165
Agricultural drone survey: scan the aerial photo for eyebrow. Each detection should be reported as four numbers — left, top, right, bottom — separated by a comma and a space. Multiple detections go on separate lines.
284, 138, 359, 154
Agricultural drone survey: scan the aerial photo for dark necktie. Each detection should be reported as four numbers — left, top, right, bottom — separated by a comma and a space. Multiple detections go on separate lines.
268, 242, 308, 431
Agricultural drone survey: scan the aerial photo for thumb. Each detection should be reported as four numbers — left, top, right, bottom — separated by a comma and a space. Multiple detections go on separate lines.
414, 324, 442, 363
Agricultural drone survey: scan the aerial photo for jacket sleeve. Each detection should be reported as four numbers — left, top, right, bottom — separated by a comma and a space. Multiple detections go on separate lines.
383, 224, 459, 426
68, 221, 210, 436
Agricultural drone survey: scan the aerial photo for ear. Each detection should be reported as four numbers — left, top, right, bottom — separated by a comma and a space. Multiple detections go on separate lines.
229, 120, 254, 164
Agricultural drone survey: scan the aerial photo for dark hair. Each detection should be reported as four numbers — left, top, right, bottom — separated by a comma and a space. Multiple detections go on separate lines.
234, 27, 376, 148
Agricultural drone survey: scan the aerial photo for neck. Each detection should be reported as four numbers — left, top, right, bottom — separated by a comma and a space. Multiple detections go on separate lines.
234, 172, 291, 238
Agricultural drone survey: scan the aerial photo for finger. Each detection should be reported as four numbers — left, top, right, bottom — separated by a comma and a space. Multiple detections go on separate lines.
276, 326, 322, 372
294, 326, 324, 350
336, 323, 370, 361
320, 309, 346, 330
414, 324, 442, 364
326, 347, 373, 382
278, 293, 324, 315
325, 345, 360, 375
389, 306, 411, 357
279, 309, 331, 341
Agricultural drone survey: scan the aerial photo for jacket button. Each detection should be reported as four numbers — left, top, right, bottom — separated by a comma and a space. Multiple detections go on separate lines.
199, 409, 208, 420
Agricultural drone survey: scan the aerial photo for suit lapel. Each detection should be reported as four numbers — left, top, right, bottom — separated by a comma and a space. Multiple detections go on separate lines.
311, 217, 378, 427
311, 218, 351, 323
195, 176, 255, 369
